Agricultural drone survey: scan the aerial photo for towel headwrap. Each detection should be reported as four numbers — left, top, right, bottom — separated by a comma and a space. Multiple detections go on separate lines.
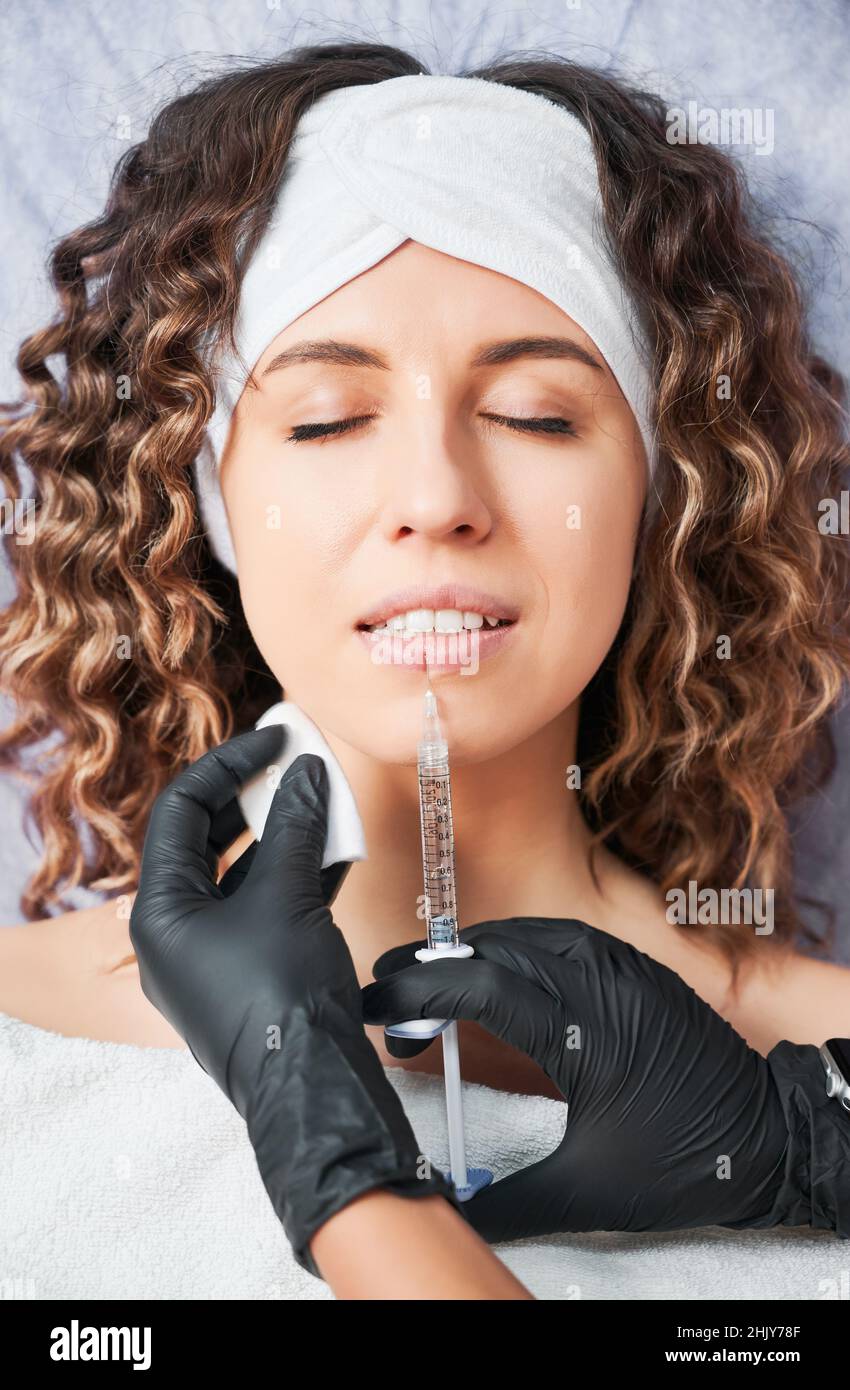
193, 73, 657, 573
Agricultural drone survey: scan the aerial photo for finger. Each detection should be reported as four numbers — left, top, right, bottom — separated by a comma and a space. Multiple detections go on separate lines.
371, 922, 484, 980
249, 753, 333, 919
361, 958, 563, 1065
371, 933, 454, 1057
466, 934, 615, 1074
460, 918, 594, 956
207, 795, 249, 862
371, 935, 427, 979
382, 1030, 438, 1060
462, 931, 587, 1008
368, 927, 540, 1057
369, 937, 441, 1057
217, 813, 350, 909
461, 1149, 584, 1243
371, 924, 593, 1058
320, 858, 352, 909
464, 916, 646, 972
368, 928, 552, 1058
218, 841, 258, 897
139, 726, 287, 897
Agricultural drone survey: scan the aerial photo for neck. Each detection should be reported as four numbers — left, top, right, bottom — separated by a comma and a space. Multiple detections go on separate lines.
323, 699, 607, 982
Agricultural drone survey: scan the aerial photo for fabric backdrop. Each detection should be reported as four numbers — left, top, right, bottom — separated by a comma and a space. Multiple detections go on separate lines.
1, 0, 848, 955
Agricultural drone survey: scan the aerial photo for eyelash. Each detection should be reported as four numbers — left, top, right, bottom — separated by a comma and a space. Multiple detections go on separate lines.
285, 411, 578, 444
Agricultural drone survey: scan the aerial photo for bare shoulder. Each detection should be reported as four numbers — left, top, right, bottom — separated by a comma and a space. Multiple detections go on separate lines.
733, 946, 850, 1051
0, 899, 186, 1049
0, 833, 258, 1047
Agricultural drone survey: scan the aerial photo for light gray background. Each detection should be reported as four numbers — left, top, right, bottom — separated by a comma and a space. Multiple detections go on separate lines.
1, 0, 848, 954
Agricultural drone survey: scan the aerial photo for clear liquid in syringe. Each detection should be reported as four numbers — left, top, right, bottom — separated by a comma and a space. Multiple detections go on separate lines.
418, 688, 459, 950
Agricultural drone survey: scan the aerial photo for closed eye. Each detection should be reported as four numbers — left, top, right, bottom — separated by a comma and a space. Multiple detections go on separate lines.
480, 413, 578, 438
286, 413, 378, 443
286, 412, 578, 443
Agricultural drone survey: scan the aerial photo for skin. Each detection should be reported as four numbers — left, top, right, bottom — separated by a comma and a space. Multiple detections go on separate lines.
218, 237, 652, 1092
2, 239, 850, 1295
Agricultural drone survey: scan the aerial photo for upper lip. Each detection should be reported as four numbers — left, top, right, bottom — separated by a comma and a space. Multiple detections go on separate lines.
355, 584, 521, 629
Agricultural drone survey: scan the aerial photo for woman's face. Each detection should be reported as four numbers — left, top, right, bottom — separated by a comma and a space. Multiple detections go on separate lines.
218, 241, 646, 763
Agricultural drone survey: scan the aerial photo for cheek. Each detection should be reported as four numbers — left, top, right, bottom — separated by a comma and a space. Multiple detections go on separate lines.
515, 458, 639, 702
222, 454, 363, 687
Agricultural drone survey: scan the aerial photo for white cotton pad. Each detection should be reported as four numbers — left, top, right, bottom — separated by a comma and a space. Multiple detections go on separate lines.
237, 700, 368, 869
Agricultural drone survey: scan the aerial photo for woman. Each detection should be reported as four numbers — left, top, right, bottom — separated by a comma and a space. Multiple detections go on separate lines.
0, 41, 848, 1296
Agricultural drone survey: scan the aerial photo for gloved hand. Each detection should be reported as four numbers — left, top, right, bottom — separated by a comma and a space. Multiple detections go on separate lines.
129, 727, 460, 1277
362, 917, 850, 1243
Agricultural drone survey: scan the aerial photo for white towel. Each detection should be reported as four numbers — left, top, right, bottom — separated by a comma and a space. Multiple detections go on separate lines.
0, 1009, 842, 1301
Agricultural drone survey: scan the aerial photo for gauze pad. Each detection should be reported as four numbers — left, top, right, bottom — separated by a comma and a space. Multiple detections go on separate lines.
193, 72, 657, 572
238, 700, 367, 869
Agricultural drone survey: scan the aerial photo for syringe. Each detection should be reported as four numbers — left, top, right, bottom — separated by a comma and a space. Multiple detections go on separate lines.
418, 688, 460, 951
385, 686, 493, 1201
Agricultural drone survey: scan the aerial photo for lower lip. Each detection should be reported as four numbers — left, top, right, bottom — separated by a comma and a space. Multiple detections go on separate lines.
354, 622, 518, 672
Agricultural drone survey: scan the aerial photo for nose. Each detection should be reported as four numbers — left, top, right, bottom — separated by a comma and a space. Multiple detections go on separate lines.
378, 406, 493, 545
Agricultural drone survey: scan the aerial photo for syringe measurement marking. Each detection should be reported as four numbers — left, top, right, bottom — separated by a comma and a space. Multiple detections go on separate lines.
419, 771, 457, 927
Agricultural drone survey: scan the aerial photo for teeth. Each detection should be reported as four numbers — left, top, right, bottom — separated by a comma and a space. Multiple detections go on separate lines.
364, 608, 508, 633
406, 608, 435, 633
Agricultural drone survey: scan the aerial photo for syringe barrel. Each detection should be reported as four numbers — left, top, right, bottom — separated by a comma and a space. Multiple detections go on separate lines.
418, 753, 458, 950
417, 740, 448, 770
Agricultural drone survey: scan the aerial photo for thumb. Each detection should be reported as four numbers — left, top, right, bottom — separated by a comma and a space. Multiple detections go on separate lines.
361, 957, 563, 1067
461, 1147, 589, 1243
249, 754, 330, 916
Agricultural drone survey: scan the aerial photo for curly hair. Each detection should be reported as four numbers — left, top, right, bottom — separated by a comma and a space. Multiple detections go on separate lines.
1, 41, 848, 988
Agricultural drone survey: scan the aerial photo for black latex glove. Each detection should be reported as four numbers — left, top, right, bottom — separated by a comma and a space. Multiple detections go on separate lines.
362, 917, 850, 1243
129, 727, 459, 1277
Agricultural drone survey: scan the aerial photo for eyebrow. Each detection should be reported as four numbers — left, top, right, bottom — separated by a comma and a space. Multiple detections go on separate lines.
260, 335, 605, 376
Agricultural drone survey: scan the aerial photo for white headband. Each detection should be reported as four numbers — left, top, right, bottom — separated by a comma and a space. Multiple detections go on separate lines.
193, 73, 657, 573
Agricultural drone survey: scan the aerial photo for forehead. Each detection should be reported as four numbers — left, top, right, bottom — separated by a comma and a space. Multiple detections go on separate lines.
252, 242, 607, 379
